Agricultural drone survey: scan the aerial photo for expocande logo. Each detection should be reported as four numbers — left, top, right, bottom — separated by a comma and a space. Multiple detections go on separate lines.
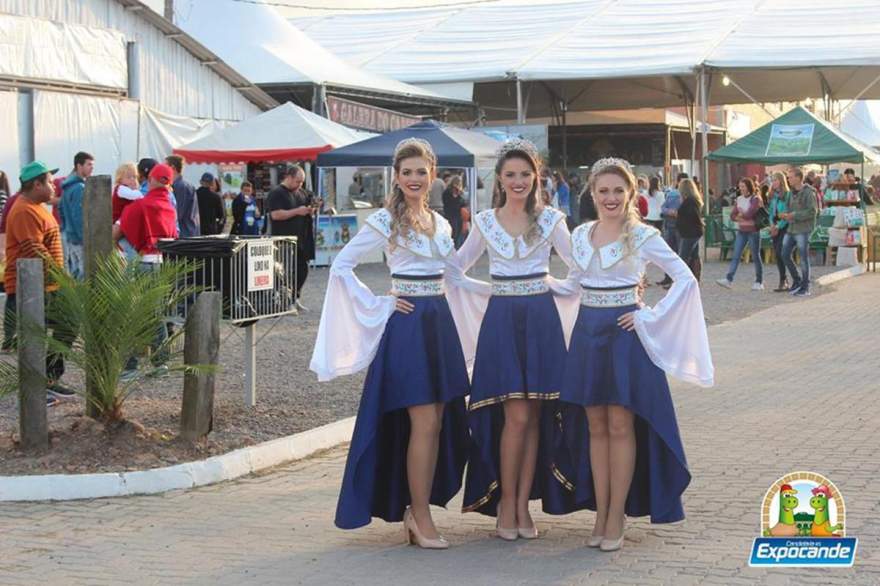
749, 471, 857, 567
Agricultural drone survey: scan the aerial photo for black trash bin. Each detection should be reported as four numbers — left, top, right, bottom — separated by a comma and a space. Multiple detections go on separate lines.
158, 236, 298, 326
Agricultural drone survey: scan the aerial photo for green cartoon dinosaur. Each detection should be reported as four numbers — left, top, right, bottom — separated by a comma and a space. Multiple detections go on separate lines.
764, 484, 800, 537
809, 485, 843, 537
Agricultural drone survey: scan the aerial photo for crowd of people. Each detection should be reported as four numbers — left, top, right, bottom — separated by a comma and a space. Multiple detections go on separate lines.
0, 153, 321, 405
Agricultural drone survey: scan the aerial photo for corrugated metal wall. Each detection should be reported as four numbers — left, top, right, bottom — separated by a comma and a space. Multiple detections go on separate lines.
0, 0, 261, 121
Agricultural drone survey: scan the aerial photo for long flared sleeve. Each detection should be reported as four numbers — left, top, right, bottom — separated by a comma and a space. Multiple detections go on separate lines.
546, 219, 581, 348
309, 227, 396, 382
633, 235, 715, 387
444, 225, 491, 367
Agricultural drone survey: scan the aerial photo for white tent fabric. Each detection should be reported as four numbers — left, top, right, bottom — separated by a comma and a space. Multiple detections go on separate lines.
32, 91, 137, 176
174, 102, 372, 163
0, 13, 127, 89
0, 91, 20, 184
175, 0, 449, 102
296, 0, 880, 112
841, 101, 880, 148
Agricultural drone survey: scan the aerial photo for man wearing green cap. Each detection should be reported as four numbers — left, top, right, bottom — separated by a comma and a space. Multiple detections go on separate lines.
5, 161, 76, 403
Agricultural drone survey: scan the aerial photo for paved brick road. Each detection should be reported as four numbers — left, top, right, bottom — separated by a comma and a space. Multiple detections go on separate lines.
2, 274, 879, 585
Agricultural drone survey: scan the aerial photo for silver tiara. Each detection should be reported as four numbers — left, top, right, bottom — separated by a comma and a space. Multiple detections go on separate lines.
591, 157, 633, 175
393, 137, 435, 161
497, 138, 540, 161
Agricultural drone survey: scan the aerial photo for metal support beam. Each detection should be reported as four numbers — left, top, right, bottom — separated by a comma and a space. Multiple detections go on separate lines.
516, 78, 525, 124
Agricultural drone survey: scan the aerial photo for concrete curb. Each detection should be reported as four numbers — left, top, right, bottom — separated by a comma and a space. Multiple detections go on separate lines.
815, 263, 866, 287
0, 416, 355, 502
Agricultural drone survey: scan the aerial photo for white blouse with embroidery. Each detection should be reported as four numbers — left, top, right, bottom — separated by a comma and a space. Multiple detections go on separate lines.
446, 207, 577, 351
309, 208, 488, 381
567, 221, 714, 387
453, 207, 573, 279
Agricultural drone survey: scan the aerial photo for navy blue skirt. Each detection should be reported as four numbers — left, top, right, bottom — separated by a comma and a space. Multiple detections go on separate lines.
335, 295, 470, 529
462, 291, 573, 516
552, 303, 691, 523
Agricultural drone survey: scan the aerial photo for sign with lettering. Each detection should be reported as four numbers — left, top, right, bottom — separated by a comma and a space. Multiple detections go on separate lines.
327, 96, 420, 133
246, 239, 274, 292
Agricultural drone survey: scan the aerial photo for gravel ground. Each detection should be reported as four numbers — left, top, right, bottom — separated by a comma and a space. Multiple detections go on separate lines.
0, 247, 845, 474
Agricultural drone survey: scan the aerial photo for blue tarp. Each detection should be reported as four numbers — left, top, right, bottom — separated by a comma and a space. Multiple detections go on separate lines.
316, 119, 499, 168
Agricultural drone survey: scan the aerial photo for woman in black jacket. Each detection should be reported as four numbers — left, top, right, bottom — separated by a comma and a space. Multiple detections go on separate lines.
675, 178, 705, 283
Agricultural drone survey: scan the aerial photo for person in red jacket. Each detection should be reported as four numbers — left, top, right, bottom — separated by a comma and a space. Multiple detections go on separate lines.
113, 163, 179, 377
114, 163, 179, 262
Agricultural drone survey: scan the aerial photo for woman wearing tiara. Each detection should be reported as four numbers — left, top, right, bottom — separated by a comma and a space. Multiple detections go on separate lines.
310, 138, 485, 549
452, 139, 576, 540
554, 158, 714, 552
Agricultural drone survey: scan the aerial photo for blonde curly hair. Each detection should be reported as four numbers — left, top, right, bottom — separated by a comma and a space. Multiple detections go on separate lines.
588, 160, 644, 257
385, 139, 436, 248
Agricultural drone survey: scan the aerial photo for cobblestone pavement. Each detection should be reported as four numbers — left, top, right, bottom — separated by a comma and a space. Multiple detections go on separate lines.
2, 274, 878, 585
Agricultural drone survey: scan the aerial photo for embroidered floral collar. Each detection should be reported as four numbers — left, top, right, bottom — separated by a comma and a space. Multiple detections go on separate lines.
572, 221, 659, 270
365, 209, 454, 258
475, 208, 564, 259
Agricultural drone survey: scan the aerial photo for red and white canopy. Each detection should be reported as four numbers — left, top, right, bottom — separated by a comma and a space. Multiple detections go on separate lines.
173, 102, 371, 164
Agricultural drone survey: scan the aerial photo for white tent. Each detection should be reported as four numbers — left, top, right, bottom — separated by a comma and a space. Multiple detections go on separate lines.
174, 102, 371, 163
841, 101, 880, 148
296, 0, 880, 115
175, 0, 454, 104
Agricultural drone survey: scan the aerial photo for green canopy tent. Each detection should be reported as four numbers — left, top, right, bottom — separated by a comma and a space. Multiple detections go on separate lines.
705, 106, 880, 262
707, 106, 880, 167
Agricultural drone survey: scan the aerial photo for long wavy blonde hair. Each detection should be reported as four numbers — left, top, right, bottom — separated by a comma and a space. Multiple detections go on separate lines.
679, 178, 704, 209
385, 140, 436, 248
588, 161, 643, 257
493, 148, 542, 244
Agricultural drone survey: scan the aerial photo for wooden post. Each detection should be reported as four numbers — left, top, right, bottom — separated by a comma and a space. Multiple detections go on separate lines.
83, 174, 113, 419
83, 175, 113, 282
180, 292, 221, 441
17, 259, 48, 452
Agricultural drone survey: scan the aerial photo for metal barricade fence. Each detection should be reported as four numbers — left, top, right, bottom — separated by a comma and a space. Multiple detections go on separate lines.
158, 236, 299, 326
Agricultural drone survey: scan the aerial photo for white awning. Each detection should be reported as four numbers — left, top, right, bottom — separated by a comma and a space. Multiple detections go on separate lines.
295, 0, 880, 114
176, 0, 456, 103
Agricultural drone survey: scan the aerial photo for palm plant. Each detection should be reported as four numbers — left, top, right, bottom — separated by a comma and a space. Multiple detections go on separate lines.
1, 254, 202, 423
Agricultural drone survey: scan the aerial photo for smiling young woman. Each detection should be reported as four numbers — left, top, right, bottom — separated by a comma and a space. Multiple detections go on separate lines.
310, 139, 487, 549
552, 158, 714, 552
451, 139, 581, 540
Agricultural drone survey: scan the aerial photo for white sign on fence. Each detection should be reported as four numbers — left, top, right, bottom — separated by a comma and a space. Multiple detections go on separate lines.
246, 239, 274, 292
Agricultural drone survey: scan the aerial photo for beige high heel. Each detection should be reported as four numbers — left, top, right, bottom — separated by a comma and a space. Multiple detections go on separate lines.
587, 534, 604, 548
599, 517, 626, 552
495, 502, 519, 541
404, 507, 449, 550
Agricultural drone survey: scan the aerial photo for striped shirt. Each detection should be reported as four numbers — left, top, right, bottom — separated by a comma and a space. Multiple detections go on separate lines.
4, 198, 64, 294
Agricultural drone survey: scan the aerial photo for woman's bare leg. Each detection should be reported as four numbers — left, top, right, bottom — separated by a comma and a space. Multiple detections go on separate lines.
586, 406, 610, 538
515, 400, 541, 529
605, 405, 636, 540
407, 402, 445, 539
499, 399, 530, 529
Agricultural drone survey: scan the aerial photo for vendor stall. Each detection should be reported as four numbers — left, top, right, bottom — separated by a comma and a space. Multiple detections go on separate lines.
174, 101, 372, 195
707, 106, 880, 265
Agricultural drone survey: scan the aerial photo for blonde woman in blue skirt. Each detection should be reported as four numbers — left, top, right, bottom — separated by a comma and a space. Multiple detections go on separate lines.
554, 158, 714, 552
453, 139, 578, 540
310, 139, 487, 549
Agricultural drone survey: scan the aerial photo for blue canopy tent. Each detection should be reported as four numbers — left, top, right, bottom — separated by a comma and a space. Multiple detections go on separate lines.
316, 119, 501, 212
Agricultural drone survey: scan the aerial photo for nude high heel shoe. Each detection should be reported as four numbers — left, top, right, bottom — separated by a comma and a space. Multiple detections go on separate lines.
495, 502, 519, 541
587, 533, 604, 548
599, 517, 626, 552
404, 507, 449, 550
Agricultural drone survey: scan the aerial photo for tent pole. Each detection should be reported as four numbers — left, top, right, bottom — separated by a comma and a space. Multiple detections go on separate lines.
701, 68, 712, 191
516, 78, 525, 124
690, 76, 698, 178
700, 68, 711, 262
561, 99, 568, 170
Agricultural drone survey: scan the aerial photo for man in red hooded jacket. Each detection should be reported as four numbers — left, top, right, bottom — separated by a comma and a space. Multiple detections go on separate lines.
113, 163, 179, 377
